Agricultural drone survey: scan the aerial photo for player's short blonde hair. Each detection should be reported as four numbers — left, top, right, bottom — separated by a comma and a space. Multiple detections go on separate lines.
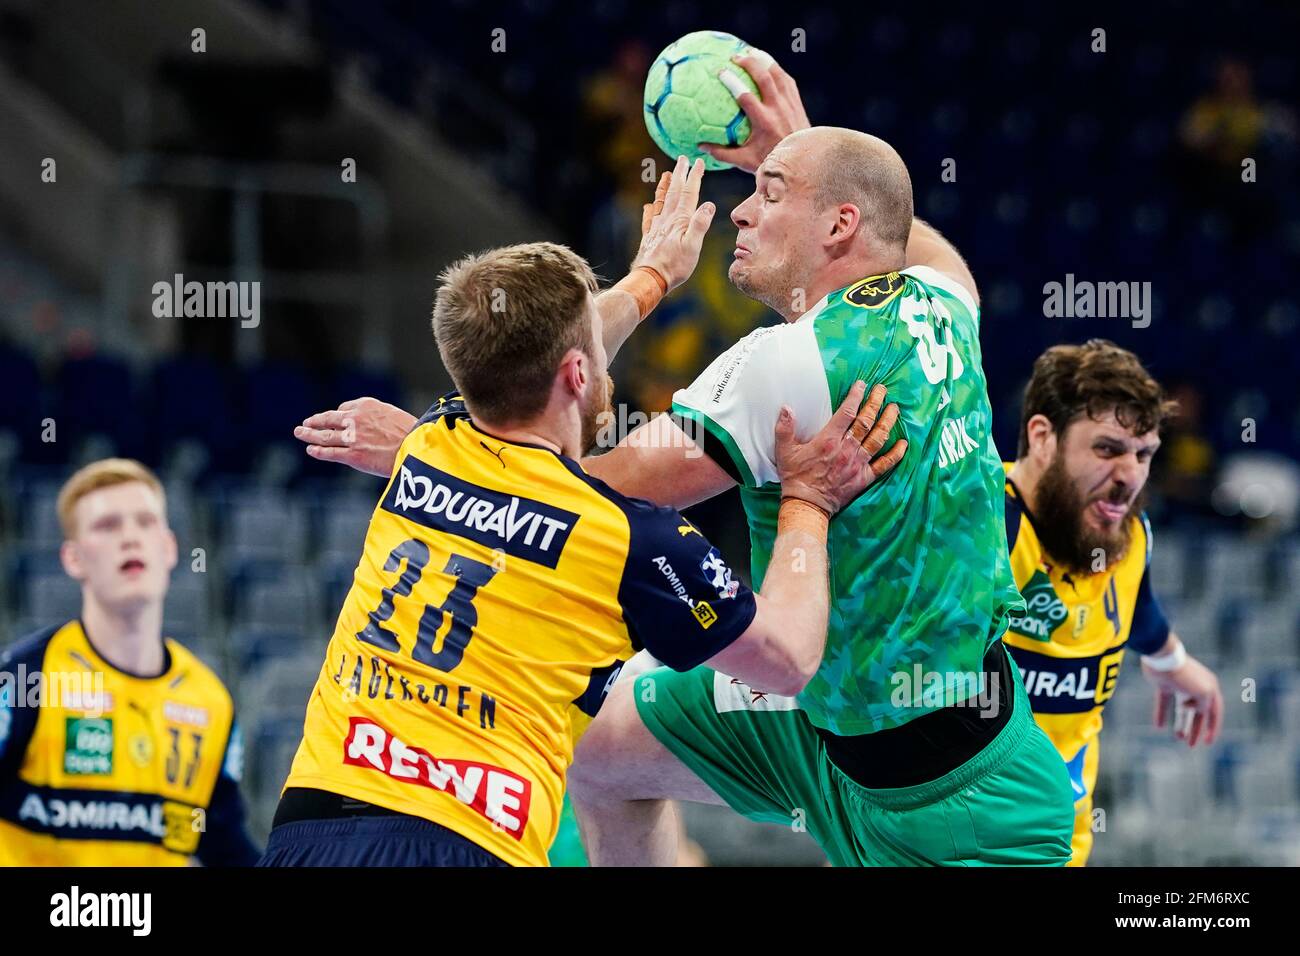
57, 458, 166, 539
432, 242, 599, 425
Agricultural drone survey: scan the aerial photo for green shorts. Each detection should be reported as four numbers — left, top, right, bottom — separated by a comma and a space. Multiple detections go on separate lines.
634, 660, 1074, 866
547, 794, 589, 867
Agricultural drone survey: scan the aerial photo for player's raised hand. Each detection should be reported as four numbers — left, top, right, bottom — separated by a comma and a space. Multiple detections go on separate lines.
293, 397, 416, 477
774, 381, 907, 516
640, 170, 671, 236
631, 155, 716, 292
700, 49, 811, 174
1146, 651, 1223, 747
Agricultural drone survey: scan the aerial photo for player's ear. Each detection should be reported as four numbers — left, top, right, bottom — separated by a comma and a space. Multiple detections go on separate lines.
60, 539, 85, 581
1025, 413, 1057, 463
164, 527, 179, 573
558, 347, 588, 401
826, 202, 862, 251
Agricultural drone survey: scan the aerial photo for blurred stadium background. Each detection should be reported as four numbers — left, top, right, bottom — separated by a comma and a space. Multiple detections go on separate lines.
1, 0, 1297, 864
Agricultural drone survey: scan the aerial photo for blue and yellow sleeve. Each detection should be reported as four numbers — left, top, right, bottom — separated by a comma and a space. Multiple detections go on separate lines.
616, 504, 756, 671
195, 717, 261, 867
1129, 514, 1172, 656
0, 627, 58, 781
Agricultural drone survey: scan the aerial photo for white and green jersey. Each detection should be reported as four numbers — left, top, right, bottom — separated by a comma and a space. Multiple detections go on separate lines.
673, 267, 1024, 734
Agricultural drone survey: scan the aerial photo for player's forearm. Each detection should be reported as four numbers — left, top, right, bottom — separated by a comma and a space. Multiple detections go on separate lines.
598, 266, 670, 364
749, 501, 831, 693
595, 288, 642, 363
581, 416, 735, 509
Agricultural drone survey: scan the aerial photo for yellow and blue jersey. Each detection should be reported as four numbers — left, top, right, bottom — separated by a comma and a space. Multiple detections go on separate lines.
0, 620, 257, 866
1001, 467, 1170, 863
284, 395, 756, 867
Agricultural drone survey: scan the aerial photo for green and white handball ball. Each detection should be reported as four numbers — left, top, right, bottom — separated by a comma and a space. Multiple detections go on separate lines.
644, 30, 760, 171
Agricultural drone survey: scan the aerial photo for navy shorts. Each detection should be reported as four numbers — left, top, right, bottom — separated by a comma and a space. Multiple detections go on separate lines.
257, 815, 509, 867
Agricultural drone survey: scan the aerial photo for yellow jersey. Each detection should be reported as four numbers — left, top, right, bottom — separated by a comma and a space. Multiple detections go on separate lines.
1001, 469, 1170, 796
0, 619, 256, 866
283, 395, 756, 866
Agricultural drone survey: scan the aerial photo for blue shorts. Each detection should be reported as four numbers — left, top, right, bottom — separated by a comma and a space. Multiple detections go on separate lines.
257, 815, 509, 867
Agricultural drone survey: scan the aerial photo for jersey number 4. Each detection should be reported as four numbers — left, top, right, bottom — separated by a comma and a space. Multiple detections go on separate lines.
356, 538, 499, 673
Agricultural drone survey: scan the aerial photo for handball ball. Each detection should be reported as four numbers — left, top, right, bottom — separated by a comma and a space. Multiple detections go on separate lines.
643, 31, 760, 171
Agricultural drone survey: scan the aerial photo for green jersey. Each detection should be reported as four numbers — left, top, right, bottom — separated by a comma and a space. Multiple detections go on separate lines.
672, 266, 1024, 734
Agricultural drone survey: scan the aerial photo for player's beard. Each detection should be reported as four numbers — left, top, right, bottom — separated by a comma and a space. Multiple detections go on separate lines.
1033, 452, 1144, 575
579, 371, 615, 456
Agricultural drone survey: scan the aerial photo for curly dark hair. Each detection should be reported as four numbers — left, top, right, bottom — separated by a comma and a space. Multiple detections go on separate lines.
1017, 339, 1178, 457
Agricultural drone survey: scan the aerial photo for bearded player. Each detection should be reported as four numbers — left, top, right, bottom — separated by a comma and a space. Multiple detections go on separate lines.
297, 53, 1074, 866
1003, 340, 1223, 865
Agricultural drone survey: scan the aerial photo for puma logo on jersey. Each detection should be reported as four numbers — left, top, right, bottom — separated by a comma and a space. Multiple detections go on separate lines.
678, 522, 700, 537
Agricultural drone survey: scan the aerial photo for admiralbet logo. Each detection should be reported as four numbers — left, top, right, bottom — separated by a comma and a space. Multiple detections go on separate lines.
383, 456, 578, 568
19, 792, 167, 837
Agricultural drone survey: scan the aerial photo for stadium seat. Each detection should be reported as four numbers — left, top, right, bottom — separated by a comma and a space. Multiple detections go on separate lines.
0, 345, 43, 458
55, 354, 142, 459
315, 491, 375, 554
1204, 536, 1269, 600
149, 354, 239, 464
1147, 530, 1189, 600
229, 627, 313, 677
224, 497, 309, 564
1233, 750, 1296, 812
246, 712, 313, 835
328, 366, 404, 410
1241, 604, 1299, 665
1143, 749, 1215, 821
163, 572, 211, 642
238, 361, 321, 452
316, 551, 360, 623
234, 573, 321, 634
